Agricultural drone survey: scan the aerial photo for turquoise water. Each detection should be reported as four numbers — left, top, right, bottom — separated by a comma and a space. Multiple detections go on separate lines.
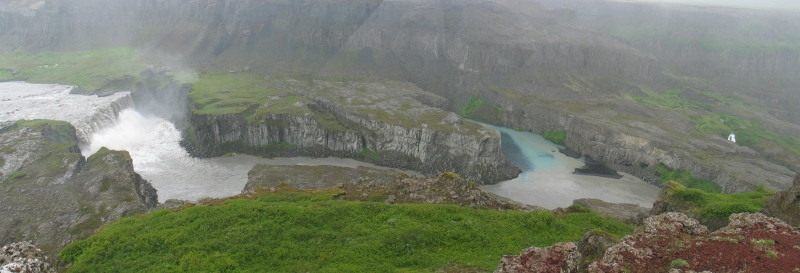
479, 123, 661, 209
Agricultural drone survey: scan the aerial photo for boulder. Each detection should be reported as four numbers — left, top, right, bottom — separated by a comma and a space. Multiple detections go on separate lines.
494, 242, 580, 273
762, 173, 800, 227
0, 242, 55, 273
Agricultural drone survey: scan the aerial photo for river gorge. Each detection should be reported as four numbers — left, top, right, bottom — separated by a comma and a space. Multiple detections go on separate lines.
1, 81, 659, 208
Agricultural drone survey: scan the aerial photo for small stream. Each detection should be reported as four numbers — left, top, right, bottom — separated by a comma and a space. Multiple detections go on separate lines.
480, 125, 660, 209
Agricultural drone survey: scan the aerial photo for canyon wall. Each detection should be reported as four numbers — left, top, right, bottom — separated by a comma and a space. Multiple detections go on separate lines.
182, 85, 520, 184
0, 121, 157, 256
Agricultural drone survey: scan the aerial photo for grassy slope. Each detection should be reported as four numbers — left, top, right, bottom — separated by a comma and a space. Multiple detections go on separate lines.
61, 192, 633, 273
663, 182, 773, 220
189, 72, 313, 125
0, 48, 145, 91
631, 87, 800, 170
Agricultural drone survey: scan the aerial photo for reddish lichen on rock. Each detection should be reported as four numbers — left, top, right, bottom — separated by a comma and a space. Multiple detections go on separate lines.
495, 242, 581, 273
588, 212, 800, 273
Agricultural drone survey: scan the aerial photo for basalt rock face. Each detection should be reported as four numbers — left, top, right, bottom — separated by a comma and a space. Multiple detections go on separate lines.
537, 0, 800, 126
0, 121, 157, 257
183, 79, 519, 184
486, 92, 795, 192
762, 173, 800, 227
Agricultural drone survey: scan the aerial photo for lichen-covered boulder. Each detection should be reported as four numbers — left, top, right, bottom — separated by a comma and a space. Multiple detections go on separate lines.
494, 242, 580, 273
588, 212, 800, 273
0, 242, 55, 273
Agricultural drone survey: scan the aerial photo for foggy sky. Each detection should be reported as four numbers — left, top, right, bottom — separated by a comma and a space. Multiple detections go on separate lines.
617, 0, 800, 11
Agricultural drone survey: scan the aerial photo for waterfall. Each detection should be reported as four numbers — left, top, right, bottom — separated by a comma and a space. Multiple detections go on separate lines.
0, 82, 135, 145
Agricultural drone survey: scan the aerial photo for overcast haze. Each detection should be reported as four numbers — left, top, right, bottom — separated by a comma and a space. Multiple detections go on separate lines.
617, 0, 800, 11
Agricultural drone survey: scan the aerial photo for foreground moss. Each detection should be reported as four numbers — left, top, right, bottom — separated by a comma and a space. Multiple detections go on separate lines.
61, 192, 633, 272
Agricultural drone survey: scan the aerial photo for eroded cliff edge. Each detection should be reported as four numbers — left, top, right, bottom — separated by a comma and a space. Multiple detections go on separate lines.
0, 120, 157, 256
181, 77, 520, 184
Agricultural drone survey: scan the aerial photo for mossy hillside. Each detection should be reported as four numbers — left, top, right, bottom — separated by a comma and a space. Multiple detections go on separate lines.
631, 87, 800, 170
662, 182, 774, 221
60, 192, 634, 272
0, 48, 145, 91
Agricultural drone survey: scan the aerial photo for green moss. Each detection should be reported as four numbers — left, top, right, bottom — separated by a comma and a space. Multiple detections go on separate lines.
542, 131, 567, 146
60, 192, 633, 272
4, 171, 27, 182
462, 96, 485, 116
655, 164, 721, 193
670, 259, 690, 268
751, 239, 776, 247
665, 182, 773, 220
356, 148, 381, 162
566, 204, 591, 213
440, 172, 462, 179
0, 48, 144, 91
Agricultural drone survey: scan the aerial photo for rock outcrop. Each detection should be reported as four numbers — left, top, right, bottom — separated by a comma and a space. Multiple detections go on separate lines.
572, 199, 649, 225
498, 212, 800, 273
185, 79, 520, 184
494, 243, 581, 273
589, 212, 800, 273
0, 242, 55, 273
243, 164, 404, 192
0, 121, 157, 256
762, 173, 800, 227
244, 164, 522, 210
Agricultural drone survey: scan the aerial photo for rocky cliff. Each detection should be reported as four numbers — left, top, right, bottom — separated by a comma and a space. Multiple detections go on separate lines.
243, 164, 523, 210
183, 78, 520, 184
0, 120, 157, 256
762, 173, 800, 227
537, 0, 800, 126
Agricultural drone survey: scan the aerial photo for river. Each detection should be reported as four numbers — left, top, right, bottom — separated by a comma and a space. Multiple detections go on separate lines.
479, 125, 660, 209
2, 81, 659, 207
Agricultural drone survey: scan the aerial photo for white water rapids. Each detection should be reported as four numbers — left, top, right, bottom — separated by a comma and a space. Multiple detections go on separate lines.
84, 109, 417, 202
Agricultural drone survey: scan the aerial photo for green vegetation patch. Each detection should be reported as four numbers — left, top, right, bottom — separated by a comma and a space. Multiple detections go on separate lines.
61, 192, 633, 272
665, 182, 773, 220
189, 72, 311, 121
462, 96, 485, 116
670, 259, 690, 268
542, 131, 567, 146
655, 164, 721, 193
0, 48, 144, 91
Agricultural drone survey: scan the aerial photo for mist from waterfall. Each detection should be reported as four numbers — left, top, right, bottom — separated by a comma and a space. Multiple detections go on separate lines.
85, 109, 418, 202
0, 82, 133, 144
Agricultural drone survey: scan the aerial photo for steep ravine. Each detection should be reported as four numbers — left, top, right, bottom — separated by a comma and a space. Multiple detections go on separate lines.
181, 84, 520, 184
